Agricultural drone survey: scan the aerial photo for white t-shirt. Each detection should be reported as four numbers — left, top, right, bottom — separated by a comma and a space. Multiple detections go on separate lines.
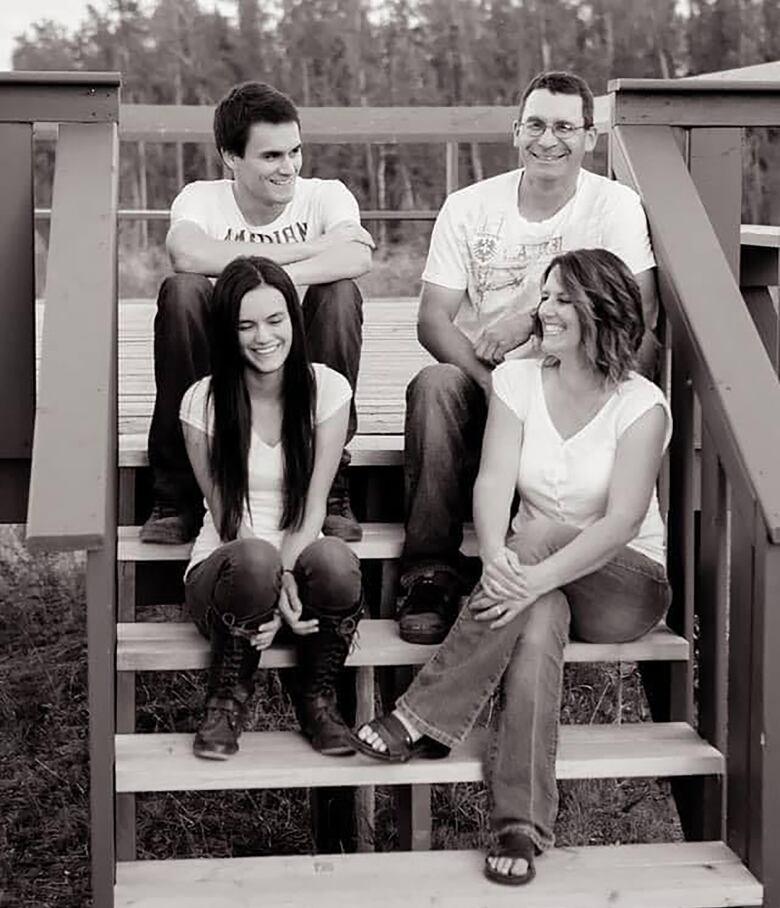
422, 168, 656, 344
170, 177, 361, 297
180, 363, 352, 574
492, 360, 672, 565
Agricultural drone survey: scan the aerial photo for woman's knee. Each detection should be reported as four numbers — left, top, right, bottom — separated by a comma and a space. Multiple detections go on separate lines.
295, 537, 362, 614
212, 538, 281, 623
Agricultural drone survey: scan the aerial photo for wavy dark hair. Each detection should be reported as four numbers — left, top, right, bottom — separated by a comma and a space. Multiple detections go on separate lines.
208, 256, 315, 540
533, 248, 645, 383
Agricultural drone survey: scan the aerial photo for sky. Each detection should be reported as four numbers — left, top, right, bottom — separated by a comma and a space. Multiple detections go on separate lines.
0, 0, 235, 71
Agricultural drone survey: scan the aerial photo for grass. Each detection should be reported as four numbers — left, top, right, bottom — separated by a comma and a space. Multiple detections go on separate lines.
1, 524, 682, 907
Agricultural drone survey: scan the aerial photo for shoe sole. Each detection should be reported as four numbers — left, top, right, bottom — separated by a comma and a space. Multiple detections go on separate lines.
398, 626, 447, 645
192, 747, 235, 761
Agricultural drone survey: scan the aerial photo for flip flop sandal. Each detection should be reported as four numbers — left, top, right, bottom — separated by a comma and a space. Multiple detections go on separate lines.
484, 830, 537, 886
351, 713, 450, 763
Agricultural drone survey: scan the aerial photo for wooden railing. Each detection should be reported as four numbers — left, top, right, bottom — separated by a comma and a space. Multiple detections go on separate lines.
609, 77, 780, 906
3, 71, 121, 908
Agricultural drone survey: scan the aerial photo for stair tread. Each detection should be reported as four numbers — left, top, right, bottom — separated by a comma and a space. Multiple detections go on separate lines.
115, 722, 723, 793
115, 841, 761, 907
118, 618, 689, 670
118, 522, 478, 561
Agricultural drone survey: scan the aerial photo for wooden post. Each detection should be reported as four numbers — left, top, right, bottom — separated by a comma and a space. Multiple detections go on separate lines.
0, 121, 35, 522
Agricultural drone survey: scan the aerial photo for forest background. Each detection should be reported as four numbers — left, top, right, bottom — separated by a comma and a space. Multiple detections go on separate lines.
3, 1, 780, 906
14, 0, 780, 297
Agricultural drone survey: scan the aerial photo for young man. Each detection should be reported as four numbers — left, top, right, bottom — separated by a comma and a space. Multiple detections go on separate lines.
397, 70, 659, 644
141, 81, 374, 545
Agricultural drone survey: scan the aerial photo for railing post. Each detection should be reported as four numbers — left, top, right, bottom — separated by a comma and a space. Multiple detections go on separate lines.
0, 117, 35, 521
760, 530, 780, 907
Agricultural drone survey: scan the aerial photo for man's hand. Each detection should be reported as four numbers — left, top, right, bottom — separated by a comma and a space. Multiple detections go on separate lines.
278, 572, 319, 636
316, 221, 376, 253
473, 311, 534, 365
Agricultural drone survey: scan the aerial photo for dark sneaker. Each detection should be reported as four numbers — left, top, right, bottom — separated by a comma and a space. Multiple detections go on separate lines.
192, 695, 246, 760
323, 467, 362, 542
297, 694, 356, 756
397, 572, 462, 645
140, 503, 200, 545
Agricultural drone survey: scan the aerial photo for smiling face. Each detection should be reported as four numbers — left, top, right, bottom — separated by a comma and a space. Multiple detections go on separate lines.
537, 266, 585, 357
513, 88, 597, 185
223, 121, 302, 222
237, 284, 293, 374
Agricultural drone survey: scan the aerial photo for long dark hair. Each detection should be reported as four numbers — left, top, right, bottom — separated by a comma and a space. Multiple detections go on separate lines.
534, 248, 645, 383
208, 256, 315, 540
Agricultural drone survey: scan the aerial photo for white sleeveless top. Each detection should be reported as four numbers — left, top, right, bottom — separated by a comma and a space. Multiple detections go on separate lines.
492, 360, 672, 565
179, 363, 351, 575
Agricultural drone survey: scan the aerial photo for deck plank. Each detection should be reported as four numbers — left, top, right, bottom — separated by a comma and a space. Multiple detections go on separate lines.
115, 722, 722, 793
117, 618, 689, 671
115, 841, 761, 907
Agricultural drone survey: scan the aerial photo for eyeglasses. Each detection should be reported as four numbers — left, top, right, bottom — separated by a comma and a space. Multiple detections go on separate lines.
519, 118, 588, 140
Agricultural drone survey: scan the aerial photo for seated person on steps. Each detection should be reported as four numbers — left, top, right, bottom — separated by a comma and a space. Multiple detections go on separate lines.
355, 248, 672, 886
396, 70, 659, 645
181, 255, 363, 761
142, 80, 374, 546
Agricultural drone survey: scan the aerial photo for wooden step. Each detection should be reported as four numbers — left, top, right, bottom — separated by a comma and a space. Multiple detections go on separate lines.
118, 523, 479, 561
119, 431, 404, 468
115, 841, 761, 907
115, 722, 721, 793
117, 618, 689, 671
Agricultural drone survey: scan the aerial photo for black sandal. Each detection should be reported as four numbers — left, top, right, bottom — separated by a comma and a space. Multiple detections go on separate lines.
484, 830, 537, 886
351, 713, 450, 763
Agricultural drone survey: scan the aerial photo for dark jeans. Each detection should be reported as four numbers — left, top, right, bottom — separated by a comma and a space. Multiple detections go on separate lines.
185, 536, 363, 634
401, 363, 487, 586
148, 273, 363, 510
396, 516, 671, 852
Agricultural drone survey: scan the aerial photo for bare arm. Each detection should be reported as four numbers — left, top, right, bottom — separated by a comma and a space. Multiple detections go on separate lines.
473, 391, 523, 561
417, 281, 494, 396
278, 401, 349, 570
635, 268, 661, 378
167, 219, 374, 282
182, 422, 254, 540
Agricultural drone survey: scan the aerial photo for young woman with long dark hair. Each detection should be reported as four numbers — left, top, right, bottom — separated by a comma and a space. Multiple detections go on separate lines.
180, 255, 362, 760
354, 249, 672, 885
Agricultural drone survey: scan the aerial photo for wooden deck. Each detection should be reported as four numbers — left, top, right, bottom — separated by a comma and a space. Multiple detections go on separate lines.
37, 297, 430, 463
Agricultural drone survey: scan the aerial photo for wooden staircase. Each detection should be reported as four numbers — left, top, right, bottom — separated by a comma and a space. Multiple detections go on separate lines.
18, 73, 780, 907
109, 298, 760, 906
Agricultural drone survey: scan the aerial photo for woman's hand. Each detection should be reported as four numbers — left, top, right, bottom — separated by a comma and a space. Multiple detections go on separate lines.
250, 613, 282, 651
479, 547, 527, 600
277, 571, 319, 636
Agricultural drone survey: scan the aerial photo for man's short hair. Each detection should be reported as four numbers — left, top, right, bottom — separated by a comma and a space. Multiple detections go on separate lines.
518, 71, 595, 128
214, 82, 300, 157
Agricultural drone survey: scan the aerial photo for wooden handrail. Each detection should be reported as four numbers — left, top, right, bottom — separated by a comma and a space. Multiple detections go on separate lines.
25, 123, 119, 551
611, 123, 780, 542
31, 93, 612, 144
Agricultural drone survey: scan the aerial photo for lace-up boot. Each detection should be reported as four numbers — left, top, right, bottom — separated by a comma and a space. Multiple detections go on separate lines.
193, 618, 260, 760
397, 568, 463, 645
295, 605, 362, 756
323, 465, 362, 542
140, 502, 201, 545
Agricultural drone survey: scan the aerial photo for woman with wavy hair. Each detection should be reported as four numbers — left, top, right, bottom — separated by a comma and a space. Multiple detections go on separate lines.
354, 248, 672, 885
180, 255, 362, 760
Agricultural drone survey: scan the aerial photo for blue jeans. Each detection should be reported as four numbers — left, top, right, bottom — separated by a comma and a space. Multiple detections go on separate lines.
148, 274, 363, 511
185, 536, 363, 635
401, 363, 487, 585
396, 516, 671, 852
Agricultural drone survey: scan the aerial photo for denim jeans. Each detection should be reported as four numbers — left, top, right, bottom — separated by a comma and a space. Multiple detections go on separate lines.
395, 516, 671, 852
185, 536, 363, 635
401, 363, 487, 585
147, 273, 363, 510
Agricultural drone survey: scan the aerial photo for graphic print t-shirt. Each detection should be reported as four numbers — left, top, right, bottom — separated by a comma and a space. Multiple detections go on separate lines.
422, 168, 655, 344
170, 177, 361, 296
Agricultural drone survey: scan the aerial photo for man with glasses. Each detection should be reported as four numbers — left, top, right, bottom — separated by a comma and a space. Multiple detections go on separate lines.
397, 70, 658, 645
